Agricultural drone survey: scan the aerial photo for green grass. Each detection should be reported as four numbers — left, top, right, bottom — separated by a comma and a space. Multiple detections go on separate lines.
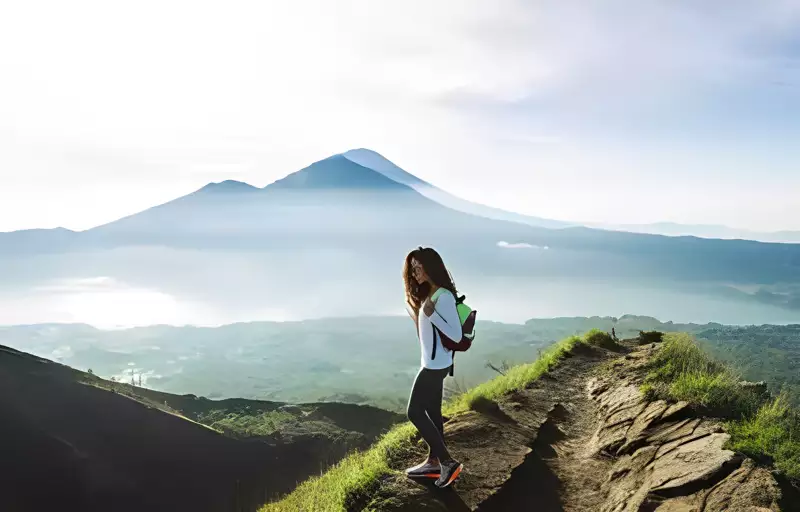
447, 334, 586, 414
642, 333, 760, 417
584, 328, 622, 351
261, 332, 600, 512
198, 410, 297, 438
727, 393, 800, 481
644, 333, 800, 483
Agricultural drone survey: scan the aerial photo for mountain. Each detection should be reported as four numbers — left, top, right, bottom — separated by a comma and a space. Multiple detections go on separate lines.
0, 343, 402, 512
41, 153, 532, 252
2, 149, 800, 326
344, 149, 800, 243
594, 221, 800, 244
2, 150, 797, 280
341, 148, 572, 229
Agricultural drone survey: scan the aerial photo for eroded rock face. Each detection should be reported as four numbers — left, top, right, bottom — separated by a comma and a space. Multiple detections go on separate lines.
589, 349, 783, 512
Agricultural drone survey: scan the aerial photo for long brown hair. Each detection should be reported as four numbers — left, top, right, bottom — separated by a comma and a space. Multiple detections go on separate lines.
403, 246, 458, 314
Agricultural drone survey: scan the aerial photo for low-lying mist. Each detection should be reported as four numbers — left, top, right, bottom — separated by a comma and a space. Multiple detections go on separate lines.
1, 246, 798, 328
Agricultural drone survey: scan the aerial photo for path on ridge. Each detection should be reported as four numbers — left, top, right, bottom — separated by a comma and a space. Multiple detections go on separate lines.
364, 340, 790, 512
368, 342, 616, 511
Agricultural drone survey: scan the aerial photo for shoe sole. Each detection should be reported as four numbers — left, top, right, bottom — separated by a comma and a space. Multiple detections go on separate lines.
406, 472, 440, 479
437, 464, 463, 488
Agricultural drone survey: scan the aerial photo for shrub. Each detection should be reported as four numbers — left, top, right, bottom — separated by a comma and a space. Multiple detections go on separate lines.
637, 330, 664, 345
727, 393, 800, 481
584, 328, 620, 350
644, 333, 761, 417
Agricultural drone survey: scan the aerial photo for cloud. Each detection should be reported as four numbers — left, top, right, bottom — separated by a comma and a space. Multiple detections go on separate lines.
1, 1, 799, 231
497, 241, 549, 250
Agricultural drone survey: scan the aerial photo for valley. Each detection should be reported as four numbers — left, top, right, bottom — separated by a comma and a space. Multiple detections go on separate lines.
5, 315, 800, 412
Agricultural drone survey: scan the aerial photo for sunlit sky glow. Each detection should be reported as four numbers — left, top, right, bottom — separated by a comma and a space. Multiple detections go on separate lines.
1, 0, 799, 232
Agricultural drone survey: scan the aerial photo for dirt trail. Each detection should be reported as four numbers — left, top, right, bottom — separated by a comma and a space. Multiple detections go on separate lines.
476, 344, 614, 512
531, 381, 614, 511
370, 342, 618, 511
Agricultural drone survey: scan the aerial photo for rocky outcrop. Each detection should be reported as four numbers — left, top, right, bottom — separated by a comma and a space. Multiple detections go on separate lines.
588, 345, 783, 512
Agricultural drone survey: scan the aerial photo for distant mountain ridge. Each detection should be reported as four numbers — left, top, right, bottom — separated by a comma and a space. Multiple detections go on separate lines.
1, 148, 795, 243
341, 149, 572, 229
1, 148, 800, 322
597, 221, 800, 244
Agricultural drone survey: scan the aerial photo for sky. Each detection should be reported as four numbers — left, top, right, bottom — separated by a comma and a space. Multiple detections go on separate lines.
1, 0, 799, 233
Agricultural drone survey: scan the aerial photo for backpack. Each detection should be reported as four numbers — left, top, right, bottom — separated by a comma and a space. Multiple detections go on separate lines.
430, 289, 477, 376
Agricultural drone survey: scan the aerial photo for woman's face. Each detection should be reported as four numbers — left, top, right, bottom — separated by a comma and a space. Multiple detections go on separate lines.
410, 258, 429, 285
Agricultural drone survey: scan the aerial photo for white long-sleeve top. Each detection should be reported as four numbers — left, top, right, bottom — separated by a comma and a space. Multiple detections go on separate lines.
410, 289, 463, 370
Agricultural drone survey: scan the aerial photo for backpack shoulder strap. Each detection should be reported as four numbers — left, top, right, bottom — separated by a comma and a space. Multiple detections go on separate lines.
431, 325, 438, 360
431, 288, 447, 303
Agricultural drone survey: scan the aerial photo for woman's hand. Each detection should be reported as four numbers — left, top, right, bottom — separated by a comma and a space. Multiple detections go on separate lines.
422, 298, 435, 317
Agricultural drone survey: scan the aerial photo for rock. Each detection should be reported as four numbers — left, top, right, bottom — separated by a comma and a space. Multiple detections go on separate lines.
739, 380, 770, 398
647, 433, 743, 495
592, 420, 633, 455
609, 446, 659, 482
592, 346, 783, 512
605, 402, 647, 428
652, 497, 702, 510
739, 380, 767, 390
598, 384, 643, 417
647, 418, 699, 445
588, 378, 611, 397
603, 446, 659, 511
617, 400, 669, 454
702, 459, 781, 512
653, 421, 723, 460
278, 404, 304, 415
660, 401, 690, 422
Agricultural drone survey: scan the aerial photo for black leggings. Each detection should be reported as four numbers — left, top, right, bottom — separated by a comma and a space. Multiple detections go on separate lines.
406, 365, 452, 461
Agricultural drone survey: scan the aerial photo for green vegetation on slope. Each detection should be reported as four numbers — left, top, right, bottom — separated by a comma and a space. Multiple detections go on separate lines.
694, 324, 800, 407
0, 315, 706, 412
197, 410, 297, 438
727, 395, 800, 481
261, 330, 616, 512
643, 333, 800, 483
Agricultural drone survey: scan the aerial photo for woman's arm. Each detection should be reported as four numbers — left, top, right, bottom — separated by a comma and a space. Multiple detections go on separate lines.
425, 292, 462, 341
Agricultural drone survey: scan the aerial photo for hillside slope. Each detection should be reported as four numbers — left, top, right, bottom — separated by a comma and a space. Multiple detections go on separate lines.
265, 334, 800, 511
0, 344, 401, 512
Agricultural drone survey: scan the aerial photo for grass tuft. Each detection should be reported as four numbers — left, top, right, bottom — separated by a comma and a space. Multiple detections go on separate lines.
637, 330, 664, 345
727, 393, 800, 481
261, 332, 598, 511
584, 328, 621, 351
642, 333, 760, 417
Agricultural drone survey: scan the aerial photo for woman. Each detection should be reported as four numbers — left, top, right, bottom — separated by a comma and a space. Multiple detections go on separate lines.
403, 246, 464, 488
